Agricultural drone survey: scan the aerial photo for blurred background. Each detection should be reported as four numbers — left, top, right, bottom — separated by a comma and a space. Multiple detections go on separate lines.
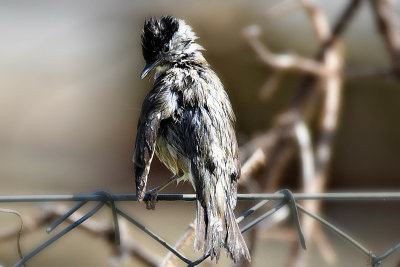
0, 0, 399, 266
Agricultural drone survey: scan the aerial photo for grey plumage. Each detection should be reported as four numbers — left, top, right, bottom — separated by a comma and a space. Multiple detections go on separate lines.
133, 16, 250, 263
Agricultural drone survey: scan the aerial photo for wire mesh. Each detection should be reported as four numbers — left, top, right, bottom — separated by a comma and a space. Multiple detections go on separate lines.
0, 191, 399, 267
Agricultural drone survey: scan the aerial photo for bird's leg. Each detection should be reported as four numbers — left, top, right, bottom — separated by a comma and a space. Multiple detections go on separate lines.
145, 173, 180, 210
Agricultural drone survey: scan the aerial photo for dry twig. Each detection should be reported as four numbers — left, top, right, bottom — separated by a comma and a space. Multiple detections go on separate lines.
258, 70, 283, 101
370, 0, 400, 80
160, 221, 195, 267
242, 25, 328, 76
286, 0, 349, 266
241, 1, 361, 267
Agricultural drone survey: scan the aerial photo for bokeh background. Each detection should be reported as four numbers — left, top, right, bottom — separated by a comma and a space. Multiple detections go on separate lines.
0, 0, 399, 266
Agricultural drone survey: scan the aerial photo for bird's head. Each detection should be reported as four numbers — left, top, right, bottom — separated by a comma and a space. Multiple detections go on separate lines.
140, 15, 203, 79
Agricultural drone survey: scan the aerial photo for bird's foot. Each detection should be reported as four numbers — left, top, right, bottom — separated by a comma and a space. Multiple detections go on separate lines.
144, 188, 158, 210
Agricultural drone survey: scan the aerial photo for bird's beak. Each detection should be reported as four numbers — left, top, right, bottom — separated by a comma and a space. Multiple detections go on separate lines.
141, 58, 162, 79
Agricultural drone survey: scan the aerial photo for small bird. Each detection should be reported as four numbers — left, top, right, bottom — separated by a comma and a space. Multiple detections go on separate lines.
133, 15, 250, 263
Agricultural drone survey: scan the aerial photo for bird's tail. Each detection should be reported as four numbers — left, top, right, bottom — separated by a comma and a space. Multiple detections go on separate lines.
194, 182, 251, 263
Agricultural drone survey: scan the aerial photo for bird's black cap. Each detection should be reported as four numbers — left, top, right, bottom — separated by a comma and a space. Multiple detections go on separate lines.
141, 15, 179, 64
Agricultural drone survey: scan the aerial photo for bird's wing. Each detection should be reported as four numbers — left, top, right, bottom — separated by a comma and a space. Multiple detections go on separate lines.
133, 78, 175, 200
133, 111, 161, 200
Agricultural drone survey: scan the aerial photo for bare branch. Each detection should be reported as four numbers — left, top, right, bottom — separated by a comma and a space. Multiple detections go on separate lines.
299, 0, 331, 41
370, 0, 400, 80
239, 129, 279, 163
314, 226, 337, 265
290, 0, 361, 110
258, 70, 283, 101
292, 120, 315, 189
160, 222, 195, 267
286, 0, 346, 265
242, 25, 328, 76
240, 148, 267, 186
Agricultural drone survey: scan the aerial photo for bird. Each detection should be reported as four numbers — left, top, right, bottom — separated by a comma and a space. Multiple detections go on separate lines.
133, 15, 250, 263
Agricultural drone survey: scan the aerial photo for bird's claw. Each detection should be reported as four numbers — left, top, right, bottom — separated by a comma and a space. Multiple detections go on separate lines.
145, 189, 158, 210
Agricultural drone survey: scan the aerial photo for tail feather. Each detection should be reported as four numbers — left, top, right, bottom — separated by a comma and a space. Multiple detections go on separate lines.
226, 204, 251, 262
194, 199, 205, 251
192, 161, 250, 263
194, 194, 251, 263
205, 205, 223, 261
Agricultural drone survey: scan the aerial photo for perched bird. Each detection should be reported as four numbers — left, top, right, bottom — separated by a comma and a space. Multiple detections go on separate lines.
133, 15, 250, 263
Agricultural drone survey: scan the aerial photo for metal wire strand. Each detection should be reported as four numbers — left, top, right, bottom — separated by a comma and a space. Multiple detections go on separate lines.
13, 202, 104, 267
236, 199, 270, 224
372, 242, 400, 266
296, 203, 371, 256
0, 208, 24, 262
94, 190, 121, 245
190, 191, 303, 266
1, 192, 399, 267
46, 200, 87, 233
280, 189, 307, 249
1, 192, 400, 202
113, 205, 192, 264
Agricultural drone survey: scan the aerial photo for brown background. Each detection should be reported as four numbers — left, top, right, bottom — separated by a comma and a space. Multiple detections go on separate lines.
0, 1, 399, 266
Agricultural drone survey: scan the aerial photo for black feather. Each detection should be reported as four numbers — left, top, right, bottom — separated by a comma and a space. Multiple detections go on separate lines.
141, 15, 179, 64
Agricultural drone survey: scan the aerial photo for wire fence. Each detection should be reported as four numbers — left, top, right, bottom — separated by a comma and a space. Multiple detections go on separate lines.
0, 191, 399, 267
1, 1, 399, 267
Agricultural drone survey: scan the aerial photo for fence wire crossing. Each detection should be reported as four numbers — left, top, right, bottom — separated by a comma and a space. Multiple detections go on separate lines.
1, 191, 400, 267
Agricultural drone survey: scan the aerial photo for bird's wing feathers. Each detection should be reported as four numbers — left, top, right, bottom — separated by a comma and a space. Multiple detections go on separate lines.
133, 78, 175, 200
133, 112, 161, 200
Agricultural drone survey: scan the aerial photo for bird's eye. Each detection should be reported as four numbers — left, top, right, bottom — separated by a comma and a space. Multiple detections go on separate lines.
162, 43, 169, 52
